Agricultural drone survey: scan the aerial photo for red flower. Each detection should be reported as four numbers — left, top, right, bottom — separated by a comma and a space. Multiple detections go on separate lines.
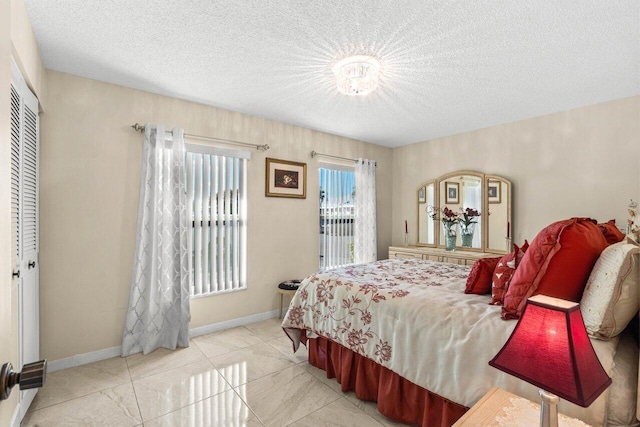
391, 289, 409, 298
347, 329, 368, 350
316, 282, 333, 305
287, 306, 304, 326
359, 283, 379, 294
375, 340, 392, 362
361, 311, 372, 324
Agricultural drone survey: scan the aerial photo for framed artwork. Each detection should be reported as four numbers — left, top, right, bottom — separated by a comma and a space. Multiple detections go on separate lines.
418, 186, 426, 203
265, 158, 307, 198
445, 181, 459, 204
488, 180, 501, 204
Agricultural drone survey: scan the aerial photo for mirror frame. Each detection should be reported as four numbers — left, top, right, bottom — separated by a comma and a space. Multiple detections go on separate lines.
484, 174, 513, 254
416, 170, 512, 254
416, 180, 436, 247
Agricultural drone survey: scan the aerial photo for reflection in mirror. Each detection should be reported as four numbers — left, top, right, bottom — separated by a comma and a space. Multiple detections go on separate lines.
487, 178, 511, 252
416, 171, 511, 253
417, 182, 435, 245
438, 175, 483, 249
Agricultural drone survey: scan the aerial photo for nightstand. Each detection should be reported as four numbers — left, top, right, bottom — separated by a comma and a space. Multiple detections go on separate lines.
277, 288, 296, 319
277, 280, 301, 319
453, 387, 591, 426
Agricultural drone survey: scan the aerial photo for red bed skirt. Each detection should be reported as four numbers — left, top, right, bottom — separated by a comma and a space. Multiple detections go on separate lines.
307, 336, 468, 427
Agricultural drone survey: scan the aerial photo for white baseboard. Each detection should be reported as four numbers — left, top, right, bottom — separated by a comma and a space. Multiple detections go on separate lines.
10, 403, 19, 427
47, 309, 280, 373
189, 309, 279, 338
47, 345, 122, 373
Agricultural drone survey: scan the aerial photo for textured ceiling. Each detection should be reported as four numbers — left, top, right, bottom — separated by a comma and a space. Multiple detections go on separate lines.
24, 1, 640, 147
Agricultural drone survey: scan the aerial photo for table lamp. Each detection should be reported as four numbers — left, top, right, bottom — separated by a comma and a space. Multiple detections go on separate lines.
489, 295, 612, 427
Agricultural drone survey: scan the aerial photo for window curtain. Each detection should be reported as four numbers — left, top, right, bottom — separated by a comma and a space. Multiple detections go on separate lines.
122, 124, 190, 356
354, 159, 377, 264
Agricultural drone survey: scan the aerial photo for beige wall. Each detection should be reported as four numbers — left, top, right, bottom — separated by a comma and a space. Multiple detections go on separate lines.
10, 0, 46, 109
392, 96, 640, 248
39, 70, 393, 361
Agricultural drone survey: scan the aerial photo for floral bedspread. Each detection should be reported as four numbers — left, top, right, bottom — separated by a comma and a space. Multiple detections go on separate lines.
283, 258, 469, 365
281, 258, 618, 426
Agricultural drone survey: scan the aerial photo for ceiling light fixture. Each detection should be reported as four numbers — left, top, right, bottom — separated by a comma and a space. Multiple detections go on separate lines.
332, 56, 380, 96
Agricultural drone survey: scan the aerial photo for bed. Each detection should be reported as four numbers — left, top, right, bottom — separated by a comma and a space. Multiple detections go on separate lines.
281, 257, 639, 426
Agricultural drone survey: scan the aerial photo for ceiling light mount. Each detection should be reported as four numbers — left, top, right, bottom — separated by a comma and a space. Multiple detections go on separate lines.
333, 56, 380, 96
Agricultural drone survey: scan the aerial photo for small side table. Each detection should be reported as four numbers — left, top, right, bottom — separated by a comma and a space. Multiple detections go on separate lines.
277, 288, 296, 319
453, 387, 590, 426
277, 280, 301, 319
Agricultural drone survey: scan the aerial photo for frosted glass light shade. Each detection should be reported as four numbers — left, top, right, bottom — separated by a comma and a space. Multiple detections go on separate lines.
332, 56, 380, 96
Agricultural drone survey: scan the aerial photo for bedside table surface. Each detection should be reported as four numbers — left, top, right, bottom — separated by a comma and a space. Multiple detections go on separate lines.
453, 387, 591, 427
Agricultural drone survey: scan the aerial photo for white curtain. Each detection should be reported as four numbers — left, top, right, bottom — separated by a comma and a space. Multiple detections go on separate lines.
122, 124, 190, 356
354, 159, 377, 264
463, 183, 482, 247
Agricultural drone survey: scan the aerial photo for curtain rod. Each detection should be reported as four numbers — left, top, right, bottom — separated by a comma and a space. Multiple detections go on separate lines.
310, 150, 377, 166
131, 123, 270, 151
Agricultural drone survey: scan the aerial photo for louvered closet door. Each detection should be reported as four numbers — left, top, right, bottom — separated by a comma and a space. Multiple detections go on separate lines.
11, 60, 40, 420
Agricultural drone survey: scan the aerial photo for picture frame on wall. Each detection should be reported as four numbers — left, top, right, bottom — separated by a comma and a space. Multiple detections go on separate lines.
418, 186, 426, 203
265, 158, 307, 198
445, 181, 459, 204
488, 180, 501, 204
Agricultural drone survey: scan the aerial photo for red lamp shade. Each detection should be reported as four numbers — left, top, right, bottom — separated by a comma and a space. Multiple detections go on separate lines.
489, 295, 612, 407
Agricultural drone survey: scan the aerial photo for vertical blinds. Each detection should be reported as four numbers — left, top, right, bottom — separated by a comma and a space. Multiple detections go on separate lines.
186, 148, 248, 297
319, 166, 355, 270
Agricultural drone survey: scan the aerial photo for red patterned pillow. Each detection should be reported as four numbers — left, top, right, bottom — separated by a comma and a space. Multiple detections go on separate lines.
598, 219, 625, 244
502, 218, 608, 320
465, 257, 502, 295
489, 242, 527, 305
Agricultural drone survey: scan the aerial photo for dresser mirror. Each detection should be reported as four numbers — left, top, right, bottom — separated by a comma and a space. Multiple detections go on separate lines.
417, 171, 512, 253
417, 181, 436, 245
485, 175, 512, 253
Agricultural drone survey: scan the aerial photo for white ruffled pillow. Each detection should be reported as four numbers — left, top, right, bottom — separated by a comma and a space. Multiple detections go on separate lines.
580, 239, 639, 340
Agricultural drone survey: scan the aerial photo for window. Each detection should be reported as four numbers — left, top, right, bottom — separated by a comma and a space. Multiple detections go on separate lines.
319, 164, 355, 270
186, 145, 248, 297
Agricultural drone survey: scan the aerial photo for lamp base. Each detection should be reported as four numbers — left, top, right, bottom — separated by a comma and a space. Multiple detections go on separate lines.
539, 389, 559, 427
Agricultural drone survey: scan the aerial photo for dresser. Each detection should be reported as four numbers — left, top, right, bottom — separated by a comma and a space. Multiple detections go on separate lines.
388, 245, 499, 265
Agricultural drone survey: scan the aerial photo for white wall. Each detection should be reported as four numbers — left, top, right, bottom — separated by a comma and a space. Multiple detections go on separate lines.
392, 96, 640, 247
39, 70, 393, 361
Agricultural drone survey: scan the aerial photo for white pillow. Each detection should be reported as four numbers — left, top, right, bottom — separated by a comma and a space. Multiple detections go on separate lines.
580, 240, 639, 340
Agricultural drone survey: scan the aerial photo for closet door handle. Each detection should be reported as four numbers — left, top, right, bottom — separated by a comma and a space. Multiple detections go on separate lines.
28, 261, 35, 269
12, 270, 20, 279
0, 360, 47, 400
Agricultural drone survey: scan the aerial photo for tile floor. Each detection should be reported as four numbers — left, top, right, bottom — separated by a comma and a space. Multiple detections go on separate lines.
23, 318, 412, 426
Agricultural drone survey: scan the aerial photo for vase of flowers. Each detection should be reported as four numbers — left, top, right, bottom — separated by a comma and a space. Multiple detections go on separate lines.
429, 206, 459, 251
459, 207, 480, 248
442, 221, 458, 251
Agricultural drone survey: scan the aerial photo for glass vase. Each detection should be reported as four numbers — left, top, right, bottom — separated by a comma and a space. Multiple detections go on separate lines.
443, 221, 457, 252
460, 223, 476, 248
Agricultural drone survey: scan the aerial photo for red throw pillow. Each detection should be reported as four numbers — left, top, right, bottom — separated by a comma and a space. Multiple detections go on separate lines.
502, 218, 608, 320
465, 257, 502, 295
489, 242, 527, 305
598, 219, 625, 244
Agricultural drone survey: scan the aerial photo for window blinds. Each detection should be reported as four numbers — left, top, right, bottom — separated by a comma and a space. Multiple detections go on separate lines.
186, 146, 248, 297
319, 165, 355, 270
